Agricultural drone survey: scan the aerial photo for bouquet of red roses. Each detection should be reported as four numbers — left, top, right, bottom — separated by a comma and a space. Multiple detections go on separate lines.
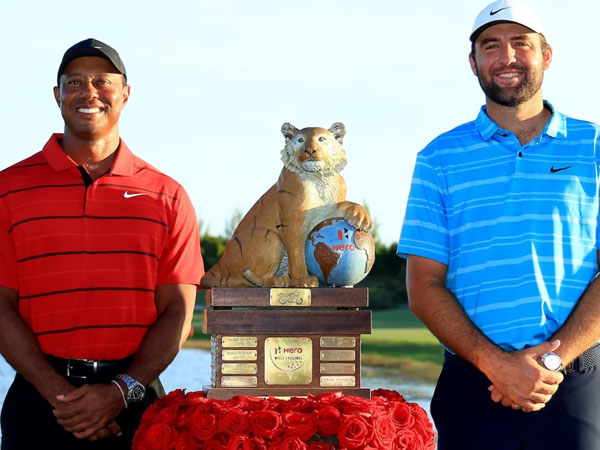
133, 388, 435, 450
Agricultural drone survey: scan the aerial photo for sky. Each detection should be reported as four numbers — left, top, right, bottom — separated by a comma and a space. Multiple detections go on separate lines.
2, 0, 599, 245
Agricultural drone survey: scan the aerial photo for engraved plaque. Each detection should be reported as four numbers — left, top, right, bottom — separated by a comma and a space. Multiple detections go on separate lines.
320, 336, 356, 348
221, 376, 257, 388
320, 363, 356, 374
222, 336, 257, 348
222, 363, 257, 375
320, 376, 356, 387
320, 350, 356, 361
264, 337, 312, 385
270, 288, 311, 307
222, 350, 257, 361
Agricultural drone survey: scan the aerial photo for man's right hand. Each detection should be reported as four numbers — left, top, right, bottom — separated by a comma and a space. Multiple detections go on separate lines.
484, 340, 564, 412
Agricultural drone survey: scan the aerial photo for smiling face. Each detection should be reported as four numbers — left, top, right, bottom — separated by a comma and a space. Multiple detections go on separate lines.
53, 56, 130, 141
469, 23, 552, 107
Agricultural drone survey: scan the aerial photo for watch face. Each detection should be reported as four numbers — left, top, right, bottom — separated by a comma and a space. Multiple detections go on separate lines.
129, 384, 146, 402
543, 353, 562, 371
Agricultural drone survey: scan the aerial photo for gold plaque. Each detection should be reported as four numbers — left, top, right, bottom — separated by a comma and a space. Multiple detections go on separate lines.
222, 336, 257, 348
222, 363, 257, 375
269, 288, 311, 307
221, 376, 257, 388
320, 363, 356, 374
222, 350, 257, 361
320, 336, 356, 348
320, 350, 355, 361
264, 337, 312, 385
320, 376, 356, 387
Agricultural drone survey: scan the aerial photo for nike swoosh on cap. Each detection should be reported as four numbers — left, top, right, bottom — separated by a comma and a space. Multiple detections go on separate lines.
124, 191, 147, 198
490, 7, 510, 15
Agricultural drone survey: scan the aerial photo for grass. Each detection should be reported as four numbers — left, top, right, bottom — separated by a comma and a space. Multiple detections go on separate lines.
187, 307, 443, 382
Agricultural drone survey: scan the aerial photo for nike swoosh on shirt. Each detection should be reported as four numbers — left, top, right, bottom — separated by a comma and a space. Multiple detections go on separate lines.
124, 191, 147, 198
490, 7, 510, 15
550, 166, 573, 173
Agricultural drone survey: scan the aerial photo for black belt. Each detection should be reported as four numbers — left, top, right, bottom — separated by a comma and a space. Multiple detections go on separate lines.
564, 343, 600, 373
45, 354, 134, 383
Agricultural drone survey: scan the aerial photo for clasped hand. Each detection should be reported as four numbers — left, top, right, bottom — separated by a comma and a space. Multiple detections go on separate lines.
52, 383, 124, 441
485, 340, 564, 412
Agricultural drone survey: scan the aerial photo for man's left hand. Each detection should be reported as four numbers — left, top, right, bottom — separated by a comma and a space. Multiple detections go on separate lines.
52, 383, 124, 439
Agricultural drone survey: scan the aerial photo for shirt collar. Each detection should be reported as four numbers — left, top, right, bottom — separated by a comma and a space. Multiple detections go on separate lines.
474, 101, 568, 141
42, 133, 135, 176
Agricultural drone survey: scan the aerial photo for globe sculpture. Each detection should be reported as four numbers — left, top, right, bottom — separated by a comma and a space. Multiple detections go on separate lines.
305, 217, 375, 286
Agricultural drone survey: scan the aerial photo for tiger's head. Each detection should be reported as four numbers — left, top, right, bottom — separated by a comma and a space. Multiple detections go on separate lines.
280, 122, 348, 178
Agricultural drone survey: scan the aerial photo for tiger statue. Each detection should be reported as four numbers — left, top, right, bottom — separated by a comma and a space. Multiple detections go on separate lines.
200, 122, 372, 288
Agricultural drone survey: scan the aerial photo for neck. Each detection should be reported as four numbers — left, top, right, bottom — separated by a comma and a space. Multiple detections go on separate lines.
61, 129, 120, 179
485, 93, 551, 145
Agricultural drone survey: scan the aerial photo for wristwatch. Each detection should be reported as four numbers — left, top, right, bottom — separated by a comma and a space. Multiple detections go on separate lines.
117, 374, 146, 404
540, 352, 563, 372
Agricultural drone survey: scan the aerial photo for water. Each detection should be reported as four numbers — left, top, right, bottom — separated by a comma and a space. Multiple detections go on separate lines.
0, 349, 434, 439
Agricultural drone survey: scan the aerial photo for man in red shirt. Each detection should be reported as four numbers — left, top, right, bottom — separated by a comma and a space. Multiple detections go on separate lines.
0, 38, 204, 449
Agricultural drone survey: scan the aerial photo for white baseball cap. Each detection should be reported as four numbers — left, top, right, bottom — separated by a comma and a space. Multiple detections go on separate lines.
470, 0, 545, 42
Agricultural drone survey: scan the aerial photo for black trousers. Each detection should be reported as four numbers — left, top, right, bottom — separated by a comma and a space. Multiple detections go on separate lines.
1, 373, 157, 450
431, 352, 600, 450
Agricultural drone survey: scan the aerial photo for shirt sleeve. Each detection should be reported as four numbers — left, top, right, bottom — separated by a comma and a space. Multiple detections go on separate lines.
157, 185, 204, 287
0, 197, 18, 290
396, 150, 450, 265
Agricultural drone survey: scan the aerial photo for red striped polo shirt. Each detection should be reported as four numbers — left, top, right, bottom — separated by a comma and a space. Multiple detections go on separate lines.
0, 134, 204, 360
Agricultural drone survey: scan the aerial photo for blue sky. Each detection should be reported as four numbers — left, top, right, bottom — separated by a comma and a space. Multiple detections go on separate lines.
2, 1, 598, 244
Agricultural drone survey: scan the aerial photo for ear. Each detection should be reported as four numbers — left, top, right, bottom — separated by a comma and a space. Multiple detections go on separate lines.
281, 122, 299, 143
328, 122, 346, 144
53, 86, 61, 107
468, 53, 478, 77
122, 84, 131, 106
543, 44, 553, 70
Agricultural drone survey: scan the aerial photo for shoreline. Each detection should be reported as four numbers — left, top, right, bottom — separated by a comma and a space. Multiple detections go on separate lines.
182, 339, 441, 383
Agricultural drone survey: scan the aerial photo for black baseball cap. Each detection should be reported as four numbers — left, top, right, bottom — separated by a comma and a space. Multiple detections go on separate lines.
56, 38, 127, 85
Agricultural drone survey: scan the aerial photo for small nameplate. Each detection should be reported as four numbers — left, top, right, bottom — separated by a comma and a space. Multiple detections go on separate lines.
222, 363, 257, 375
320, 376, 356, 387
265, 337, 313, 385
320, 363, 356, 375
222, 350, 257, 361
320, 350, 356, 361
269, 288, 311, 307
221, 376, 257, 388
222, 336, 258, 348
320, 336, 356, 348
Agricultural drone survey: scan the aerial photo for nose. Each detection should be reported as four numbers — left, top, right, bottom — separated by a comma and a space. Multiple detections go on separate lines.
79, 80, 98, 99
498, 43, 517, 65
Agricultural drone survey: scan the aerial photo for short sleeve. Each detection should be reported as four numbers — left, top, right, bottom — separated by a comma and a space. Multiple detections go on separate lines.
396, 151, 449, 265
157, 186, 204, 287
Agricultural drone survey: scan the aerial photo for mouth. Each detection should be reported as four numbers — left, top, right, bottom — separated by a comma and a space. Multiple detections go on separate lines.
77, 106, 104, 115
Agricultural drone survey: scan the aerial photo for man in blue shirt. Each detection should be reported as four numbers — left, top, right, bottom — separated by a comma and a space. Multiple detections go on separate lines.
398, 1, 600, 448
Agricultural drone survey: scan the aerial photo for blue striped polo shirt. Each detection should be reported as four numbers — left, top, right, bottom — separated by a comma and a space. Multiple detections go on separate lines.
397, 102, 600, 351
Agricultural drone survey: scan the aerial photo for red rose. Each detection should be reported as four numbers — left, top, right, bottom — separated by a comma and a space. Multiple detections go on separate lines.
393, 429, 425, 450
389, 401, 415, 431
189, 409, 218, 441
249, 410, 283, 439
157, 403, 182, 426
216, 406, 248, 436
279, 436, 308, 450
224, 434, 253, 450
314, 406, 342, 438
312, 391, 344, 409
339, 396, 375, 416
174, 431, 200, 450
229, 395, 270, 412
369, 414, 397, 448
372, 389, 405, 403
307, 441, 335, 450
337, 415, 373, 449
282, 412, 317, 441
142, 423, 177, 450
281, 397, 314, 413
250, 436, 268, 450
204, 438, 226, 450
408, 404, 435, 445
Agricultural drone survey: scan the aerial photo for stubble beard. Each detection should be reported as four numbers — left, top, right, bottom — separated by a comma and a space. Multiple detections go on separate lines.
476, 63, 544, 107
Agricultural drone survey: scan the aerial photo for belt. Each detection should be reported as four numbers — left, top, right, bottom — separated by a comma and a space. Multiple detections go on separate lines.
45, 354, 134, 383
564, 343, 600, 373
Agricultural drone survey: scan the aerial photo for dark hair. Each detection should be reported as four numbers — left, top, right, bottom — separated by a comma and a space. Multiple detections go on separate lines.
470, 33, 548, 59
